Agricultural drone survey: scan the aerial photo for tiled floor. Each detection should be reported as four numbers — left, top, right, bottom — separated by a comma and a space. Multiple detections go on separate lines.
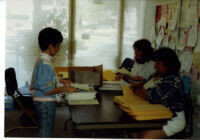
4, 105, 200, 139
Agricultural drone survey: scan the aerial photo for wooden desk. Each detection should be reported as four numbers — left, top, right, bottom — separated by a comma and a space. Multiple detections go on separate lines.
69, 91, 166, 132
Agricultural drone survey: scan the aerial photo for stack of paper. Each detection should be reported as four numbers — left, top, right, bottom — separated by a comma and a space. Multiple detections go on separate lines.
99, 81, 122, 91
71, 83, 94, 91
66, 91, 96, 100
113, 86, 173, 121
65, 91, 98, 105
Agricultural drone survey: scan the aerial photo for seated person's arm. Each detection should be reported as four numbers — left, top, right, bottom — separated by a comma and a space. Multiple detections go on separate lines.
133, 88, 148, 99
130, 76, 145, 88
45, 86, 77, 95
131, 75, 145, 81
115, 73, 124, 80
117, 74, 144, 82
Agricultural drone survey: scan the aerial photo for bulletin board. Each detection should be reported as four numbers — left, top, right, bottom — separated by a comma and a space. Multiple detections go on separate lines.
152, 0, 180, 50
151, 0, 200, 84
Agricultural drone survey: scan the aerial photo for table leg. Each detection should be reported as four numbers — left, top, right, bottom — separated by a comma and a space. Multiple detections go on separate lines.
91, 129, 96, 138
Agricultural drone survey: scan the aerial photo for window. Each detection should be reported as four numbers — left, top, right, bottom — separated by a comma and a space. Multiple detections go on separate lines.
4, 0, 146, 87
74, 0, 119, 69
5, 0, 69, 86
122, 0, 146, 61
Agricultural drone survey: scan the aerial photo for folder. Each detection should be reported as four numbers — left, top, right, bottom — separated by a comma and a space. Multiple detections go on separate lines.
114, 86, 173, 121
103, 70, 116, 81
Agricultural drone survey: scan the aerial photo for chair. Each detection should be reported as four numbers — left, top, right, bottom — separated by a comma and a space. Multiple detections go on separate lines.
119, 58, 135, 72
5, 67, 38, 135
169, 75, 193, 139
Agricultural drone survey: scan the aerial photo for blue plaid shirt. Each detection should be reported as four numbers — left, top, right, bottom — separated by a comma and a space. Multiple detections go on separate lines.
147, 73, 185, 116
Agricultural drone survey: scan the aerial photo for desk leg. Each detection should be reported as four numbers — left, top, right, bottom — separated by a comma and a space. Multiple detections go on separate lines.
64, 118, 71, 131
92, 130, 96, 138
64, 105, 71, 131
121, 130, 129, 138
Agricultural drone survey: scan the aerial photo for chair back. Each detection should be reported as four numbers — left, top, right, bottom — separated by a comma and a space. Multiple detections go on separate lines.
5, 68, 18, 96
119, 58, 135, 72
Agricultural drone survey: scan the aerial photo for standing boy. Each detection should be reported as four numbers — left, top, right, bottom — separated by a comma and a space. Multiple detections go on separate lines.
30, 27, 76, 137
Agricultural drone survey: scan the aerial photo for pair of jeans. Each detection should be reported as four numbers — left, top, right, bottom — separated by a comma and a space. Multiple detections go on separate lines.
34, 101, 56, 137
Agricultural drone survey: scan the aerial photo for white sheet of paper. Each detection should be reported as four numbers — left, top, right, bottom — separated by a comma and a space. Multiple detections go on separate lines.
182, 0, 190, 8
198, 0, 200, 18
187, 5, 198, 27
179, 7, 189, 27
169, 4, 178, 30
168, 30, 178, 50
162, 35, 169, 47
178, 28, 188, 46
156, 27, 164, 47
194, 30, 200, 52
169, 40, 176, 50
190, 0, 198, 7
184, 65, 199, 82
152, 41, 156, 49
150, 25, 156, 42
187, 24, 198, 47
180, 0, 190, 26
176, 44, 185, 51
178, 49, 194, 72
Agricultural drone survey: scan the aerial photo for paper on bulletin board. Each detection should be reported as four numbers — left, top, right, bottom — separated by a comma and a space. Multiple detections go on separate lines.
179, 8, 190, 27
179, 0, 190, 27
198, 0, 200, 18
182, 0, 190, 8
187, 4, 198, 27
193, 53, 200, 72
178, 28, 189, 46
194, 30, 200, 53
184, 65, 199, 82
156, 27, 164, 48
168, 30, 178, 50
151, 41, 156, 49
176, 44, 185, 51
150, 25, 156, 42
187, 18, 198, 47
168, 4, 178, 30
162, 35, 169, 47
178, 49, 194, 72
155, 3, 175, 34
194, 3, 200, 52
179, 0, 197, 28
190, 0, 198, 7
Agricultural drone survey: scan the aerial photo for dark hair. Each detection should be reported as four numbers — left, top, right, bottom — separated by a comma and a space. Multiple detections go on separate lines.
38, 27, 63, 51
133, 39, 153, 64
153, 47, 181, 74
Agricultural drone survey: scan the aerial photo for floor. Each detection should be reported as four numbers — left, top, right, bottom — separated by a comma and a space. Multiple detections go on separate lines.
4, 104, 200, 139
4, 104, 124, 138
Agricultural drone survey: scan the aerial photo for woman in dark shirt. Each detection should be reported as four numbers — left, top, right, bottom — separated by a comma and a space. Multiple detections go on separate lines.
131, 47, 186, 139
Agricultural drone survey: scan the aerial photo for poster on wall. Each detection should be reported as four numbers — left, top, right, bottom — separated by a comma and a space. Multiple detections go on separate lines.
154, 0, 180, 49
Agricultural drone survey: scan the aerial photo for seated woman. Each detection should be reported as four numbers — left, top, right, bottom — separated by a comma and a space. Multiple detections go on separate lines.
131, 47, 186, 139
116, 39, 155, 85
